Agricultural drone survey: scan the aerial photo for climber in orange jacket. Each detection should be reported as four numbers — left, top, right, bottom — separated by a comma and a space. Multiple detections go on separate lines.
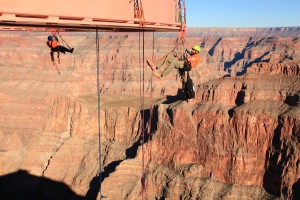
47, 35, 74, 64
146, 45, 201, 79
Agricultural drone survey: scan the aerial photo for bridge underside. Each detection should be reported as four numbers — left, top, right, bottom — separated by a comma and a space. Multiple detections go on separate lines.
0, 0, 182, 32
0, 19, 181, 32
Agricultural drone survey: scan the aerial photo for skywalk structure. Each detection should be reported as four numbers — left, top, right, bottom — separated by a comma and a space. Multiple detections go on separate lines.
0, 0, 184, 32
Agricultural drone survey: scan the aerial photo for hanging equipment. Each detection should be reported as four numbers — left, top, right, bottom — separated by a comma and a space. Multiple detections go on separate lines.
96, 27, 107, 199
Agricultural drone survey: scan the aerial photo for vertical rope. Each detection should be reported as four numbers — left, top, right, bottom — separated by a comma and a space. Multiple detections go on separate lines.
147, 31, 155, 170
139, 28, 146, 200
177, 0, 186, 43
96, 27, 103, 200
136, 0, 145, 27
142, 30, 145, 191
138, 27, 143, 199
135, 1, 146, 198
143, 31, 155, 194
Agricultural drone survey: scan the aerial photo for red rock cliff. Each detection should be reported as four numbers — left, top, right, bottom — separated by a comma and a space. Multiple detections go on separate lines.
0, 28, 299, 199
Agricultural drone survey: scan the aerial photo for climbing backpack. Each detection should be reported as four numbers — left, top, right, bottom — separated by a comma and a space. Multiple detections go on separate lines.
184, 73, 195, 99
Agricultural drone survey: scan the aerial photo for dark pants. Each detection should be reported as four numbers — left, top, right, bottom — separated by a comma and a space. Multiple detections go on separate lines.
50, 46, 72, 63
51, 46, 72, 54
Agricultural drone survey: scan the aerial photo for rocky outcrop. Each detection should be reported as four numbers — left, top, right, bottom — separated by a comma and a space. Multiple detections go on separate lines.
248, 62, 300, 76
264, 111, 300, 199
100, 93, 299, 199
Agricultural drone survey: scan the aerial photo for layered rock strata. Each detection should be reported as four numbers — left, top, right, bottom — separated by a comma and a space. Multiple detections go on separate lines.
0, 28, 299, 199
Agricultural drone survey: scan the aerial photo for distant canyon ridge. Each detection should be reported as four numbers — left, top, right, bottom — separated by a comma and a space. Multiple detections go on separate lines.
0, 27, 299, 199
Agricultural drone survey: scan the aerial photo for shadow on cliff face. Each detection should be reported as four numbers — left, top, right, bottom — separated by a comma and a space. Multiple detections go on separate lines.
263, 117, 283, 197
125, 105, 159, 159
284, 93, 299, 106
264, 115, 300, 199
292, 179, 300, 200
224, 37, 253, 73
0, 170, 84, 200
228, 87, 246, 118
209, 37, 222, 56
236, 51, 271, 76
163, 89, 186, 104
85, 174, 106, 200
235, 89, 246, 106
223, 37, 272, 76
85, 106, 159, 199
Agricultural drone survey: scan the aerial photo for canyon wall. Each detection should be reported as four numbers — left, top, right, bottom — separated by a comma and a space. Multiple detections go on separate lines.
0, 28, 299, 199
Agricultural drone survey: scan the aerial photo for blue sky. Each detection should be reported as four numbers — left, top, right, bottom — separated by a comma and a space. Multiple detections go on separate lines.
186, 0, 300, 28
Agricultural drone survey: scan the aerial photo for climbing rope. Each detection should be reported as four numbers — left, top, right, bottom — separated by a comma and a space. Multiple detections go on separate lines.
138, 27, 147, 199
96, 27, 107, 200
138, 1, 187, 198
49, 28, 72, 49
134, 0, 147, 198
147, 31, 155, 165
178, 0, 187, 41
96, 27, 102, 200
174, 0, 187, 59
135, 0, 145, 27
144, 31, 155, 197
56, 31, 72, 49
155, 0, 187, 65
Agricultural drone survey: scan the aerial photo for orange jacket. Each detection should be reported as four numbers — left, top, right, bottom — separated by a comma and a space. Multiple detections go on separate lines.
47, 39, 58, 49
187, 53, 200, 68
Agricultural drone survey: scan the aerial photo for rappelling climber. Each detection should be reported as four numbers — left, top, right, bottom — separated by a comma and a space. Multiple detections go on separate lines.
146, 45, 200, 79
47, 34, 74, 65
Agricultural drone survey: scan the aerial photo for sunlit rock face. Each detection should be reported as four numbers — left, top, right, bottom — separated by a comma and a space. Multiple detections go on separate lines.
0, 28, 299, 199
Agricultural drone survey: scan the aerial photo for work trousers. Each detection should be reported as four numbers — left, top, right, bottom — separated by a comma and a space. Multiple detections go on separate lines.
156, 54, 184, 77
